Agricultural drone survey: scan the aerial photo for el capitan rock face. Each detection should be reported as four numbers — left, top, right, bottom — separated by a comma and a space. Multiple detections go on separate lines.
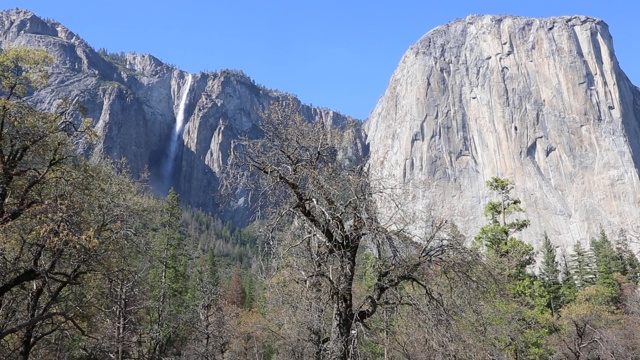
4, 8, 640, 250
0, 9, 365, 224
366, 15, 640, 249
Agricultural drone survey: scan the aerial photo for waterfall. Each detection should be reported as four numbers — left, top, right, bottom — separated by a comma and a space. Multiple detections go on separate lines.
163, 73, 192, 185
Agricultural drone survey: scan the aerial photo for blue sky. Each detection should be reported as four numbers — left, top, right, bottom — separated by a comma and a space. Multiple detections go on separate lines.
3, 1, 639, 119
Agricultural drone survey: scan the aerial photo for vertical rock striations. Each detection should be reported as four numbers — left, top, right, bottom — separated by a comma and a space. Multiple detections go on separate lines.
0, 9, 365, 225
6, 8, 640, 249
366, 15, 640, 248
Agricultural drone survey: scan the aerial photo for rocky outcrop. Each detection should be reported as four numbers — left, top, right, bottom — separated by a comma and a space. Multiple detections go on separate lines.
366, 15, 640, 249
0, 9, 364, 224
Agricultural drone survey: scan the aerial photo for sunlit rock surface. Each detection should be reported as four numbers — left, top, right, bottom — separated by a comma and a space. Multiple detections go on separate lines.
366, 15, 640, 249
0, 9, 365, 224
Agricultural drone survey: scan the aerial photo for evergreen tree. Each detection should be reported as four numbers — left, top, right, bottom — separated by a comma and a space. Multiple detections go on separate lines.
589, 228, 621, 305
569, 240, 596, 289
160, 189, 190, 302
615, 229, 640, 284
539, 232, 562, 315
201, 248, 221, 302
243, 272, 256, 310
559, 252, 578, 306
146, 188, 192, 357
475, 177, 552, 358
475, 177, 533, 280
591, 227, 623, 278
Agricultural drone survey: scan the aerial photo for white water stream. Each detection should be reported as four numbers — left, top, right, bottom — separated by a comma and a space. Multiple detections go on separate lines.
163, 73, 192, 184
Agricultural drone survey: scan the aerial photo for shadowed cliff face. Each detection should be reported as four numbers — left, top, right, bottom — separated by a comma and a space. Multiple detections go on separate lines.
366, 15, 640, 249
0, 9, 366, 225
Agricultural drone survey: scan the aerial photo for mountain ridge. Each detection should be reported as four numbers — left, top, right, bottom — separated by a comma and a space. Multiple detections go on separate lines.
3, 8, 640, 250
0, 8, 366, 225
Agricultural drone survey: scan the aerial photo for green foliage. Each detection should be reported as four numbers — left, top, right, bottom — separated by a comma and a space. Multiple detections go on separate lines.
589, 228, 622, 305
97, 49, 130, 70
145, 188, 194, 357
202, 248, 221, 299
475, 177, 533, 280
158, 188, 190, 301
0, 47, 52, 98
474, 177, 554, 358
3, 46, 640, 359
614, 229, 640, 284
539, 232, 562, 314
591, 227, 624, 278
569, 240, 596, 289
482, 177, 531, 230
182, 207, 258, 268
559, 252, 578, 307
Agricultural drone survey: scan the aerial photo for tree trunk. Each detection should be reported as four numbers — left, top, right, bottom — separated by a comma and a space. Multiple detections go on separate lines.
327, 248, 357, 360
115, 281, 126, 360
18, 327, 33, 360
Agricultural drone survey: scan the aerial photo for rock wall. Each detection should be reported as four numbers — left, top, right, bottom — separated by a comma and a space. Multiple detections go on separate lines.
6, 9, 640, 249
366, 15, 640, 249
0, 9, 364, 224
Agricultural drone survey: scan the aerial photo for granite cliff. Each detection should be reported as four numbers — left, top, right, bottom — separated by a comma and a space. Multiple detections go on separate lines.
3, 9, 640, 249
0, 9, 365, 224
366, 15, 640, 249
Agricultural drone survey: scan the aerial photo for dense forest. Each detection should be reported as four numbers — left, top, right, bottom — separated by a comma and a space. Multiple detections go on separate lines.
1, 47, 640, 359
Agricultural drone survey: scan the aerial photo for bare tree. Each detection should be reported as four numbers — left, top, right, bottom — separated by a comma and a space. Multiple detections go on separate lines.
228, 100, 466, 359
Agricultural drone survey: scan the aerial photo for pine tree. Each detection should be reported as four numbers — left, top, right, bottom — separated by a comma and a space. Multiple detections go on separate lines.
243, 272, 256, 310
475, 177, 533, 280
591, 227, 623, 278
569, 240, 596, 289
147, 188, 192, 357
161, 189, 190, 302
589, 228, 621, 305
539, 232, 562, 315
475, 177, 552, 358
559, 252, 578, 306
202, 248, 221, 302
615, 229, 640, 284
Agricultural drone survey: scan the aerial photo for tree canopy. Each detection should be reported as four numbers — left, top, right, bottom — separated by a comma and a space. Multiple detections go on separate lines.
2, 47, 640, 359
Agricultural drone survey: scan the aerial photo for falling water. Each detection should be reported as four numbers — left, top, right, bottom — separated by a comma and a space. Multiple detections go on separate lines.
163, 73, 192, 185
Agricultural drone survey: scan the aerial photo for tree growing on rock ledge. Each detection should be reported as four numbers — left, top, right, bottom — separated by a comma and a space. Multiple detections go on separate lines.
228, 100, 469, 359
